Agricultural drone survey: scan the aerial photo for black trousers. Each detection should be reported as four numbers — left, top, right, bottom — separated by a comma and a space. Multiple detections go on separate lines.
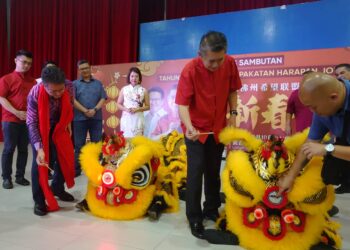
322, 154, 350, 186
185, 135, 224, 223
31, 130, 65, 207
1, 121, 29, 181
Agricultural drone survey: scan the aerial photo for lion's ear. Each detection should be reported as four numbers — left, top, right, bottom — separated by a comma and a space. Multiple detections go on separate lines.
283, 128, 309, 155
219, 127, 262, 152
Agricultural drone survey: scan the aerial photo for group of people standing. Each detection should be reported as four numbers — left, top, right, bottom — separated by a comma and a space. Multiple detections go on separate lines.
0, 31, 349, 242
0, 51, 108, 215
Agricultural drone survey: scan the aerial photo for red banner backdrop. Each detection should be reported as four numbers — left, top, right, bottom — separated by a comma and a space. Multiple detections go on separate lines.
93, 47, 350, 139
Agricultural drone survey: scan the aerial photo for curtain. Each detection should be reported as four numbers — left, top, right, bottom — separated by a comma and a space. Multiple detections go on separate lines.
138, 0, 318, 23
139, 0, 165, 23
0, 0, 9, 76
9, 0, 138, 80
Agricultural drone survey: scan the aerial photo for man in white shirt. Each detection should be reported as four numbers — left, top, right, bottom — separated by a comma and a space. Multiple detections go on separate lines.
144, 86, 167, 138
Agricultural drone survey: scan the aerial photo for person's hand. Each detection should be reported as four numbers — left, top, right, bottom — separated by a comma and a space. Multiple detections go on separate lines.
227, 115, 236, 127
85, 109, 95, 118
185, 127, 199, 141
277, 172, 295, 196
128, 108, 136, 113
15, 110, 27, 120
36, 148, 47, 166
300, 142, 326, 160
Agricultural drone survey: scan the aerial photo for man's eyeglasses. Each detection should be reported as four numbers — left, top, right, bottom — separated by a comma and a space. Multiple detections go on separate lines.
17, 59, 32, 66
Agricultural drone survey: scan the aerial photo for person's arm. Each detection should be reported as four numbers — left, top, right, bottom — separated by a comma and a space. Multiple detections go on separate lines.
94, 98, 106, 111
277, 146, 309, 196
332, 145, 350, 161
277, 139, 320, 195
85, 97, 106, 118
73, 98, 88, 113
227, 91, 238, 127
116, 88, 130, 112
26, 89, 43, 151
178, 105, 199, 140
285, 113, 292, 136
0, 96, 26, 120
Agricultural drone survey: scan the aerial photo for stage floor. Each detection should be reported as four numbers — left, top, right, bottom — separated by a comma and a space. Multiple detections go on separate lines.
0, 145, 349, 250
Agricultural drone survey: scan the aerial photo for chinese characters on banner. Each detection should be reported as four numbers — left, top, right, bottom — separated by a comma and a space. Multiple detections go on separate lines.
93, 47, 350, 139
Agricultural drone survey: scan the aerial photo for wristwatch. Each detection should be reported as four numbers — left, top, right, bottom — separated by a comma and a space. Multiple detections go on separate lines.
325, 143, 335, 155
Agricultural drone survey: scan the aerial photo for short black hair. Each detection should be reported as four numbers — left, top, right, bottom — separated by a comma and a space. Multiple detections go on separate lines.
41, 60, 57, 70
41, 66, 65, 85
149, 86, 164, 98
199, 31, 227, 54
335, 63, 350, 72
127, 67, 142, 84
77, 59, 89, 67
15, 49, 33, 59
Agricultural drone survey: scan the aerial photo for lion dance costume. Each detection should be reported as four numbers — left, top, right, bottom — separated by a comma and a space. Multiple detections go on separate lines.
78, 132, 181, 220
204, 127, 342, 250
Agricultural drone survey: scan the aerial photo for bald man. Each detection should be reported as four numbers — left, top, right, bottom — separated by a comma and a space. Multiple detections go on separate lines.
278, 72, 350, 216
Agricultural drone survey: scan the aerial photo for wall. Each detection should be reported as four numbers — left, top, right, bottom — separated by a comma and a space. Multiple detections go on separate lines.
140, 0, 350, 61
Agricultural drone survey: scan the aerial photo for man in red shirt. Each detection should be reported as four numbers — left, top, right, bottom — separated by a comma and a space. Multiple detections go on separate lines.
175, 31, 242, 239
0, 50, 36, 189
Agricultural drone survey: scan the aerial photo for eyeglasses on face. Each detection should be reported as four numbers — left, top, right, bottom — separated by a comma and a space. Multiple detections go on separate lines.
17, 59, 32, 66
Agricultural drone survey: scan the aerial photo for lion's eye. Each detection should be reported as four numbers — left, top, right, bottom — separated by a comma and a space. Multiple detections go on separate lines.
131, 164, 151, 187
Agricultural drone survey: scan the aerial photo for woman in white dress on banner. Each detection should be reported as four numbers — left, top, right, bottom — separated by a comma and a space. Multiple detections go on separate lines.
117, 67, 150, 137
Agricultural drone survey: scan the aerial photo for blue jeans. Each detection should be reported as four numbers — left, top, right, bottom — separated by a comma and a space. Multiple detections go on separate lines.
1, 121, 29, 181
73, 119, 102, 174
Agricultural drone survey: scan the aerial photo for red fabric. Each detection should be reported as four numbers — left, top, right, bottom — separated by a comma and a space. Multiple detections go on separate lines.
139, 0, 165, 23
38, 85, 74, 212
0, 71, 36, 123
165, 0, 318, 20
0, 0, 9, 76
175, 55, 242, 143
9, 0, 138, 80
286, 89, 313, 132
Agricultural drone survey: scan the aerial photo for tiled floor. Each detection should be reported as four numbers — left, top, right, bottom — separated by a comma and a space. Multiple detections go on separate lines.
0, 145, 349, 250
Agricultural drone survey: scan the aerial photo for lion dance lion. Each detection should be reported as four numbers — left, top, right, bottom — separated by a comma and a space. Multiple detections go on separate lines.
204, 127, 342, 250
77, 132, 181, 220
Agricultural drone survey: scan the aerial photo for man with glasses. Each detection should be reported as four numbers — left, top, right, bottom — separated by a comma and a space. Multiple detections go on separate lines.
144, 86, 167, 138
73, 60, 107, 177
0, 49, 36, 189
27, 66, 75, 216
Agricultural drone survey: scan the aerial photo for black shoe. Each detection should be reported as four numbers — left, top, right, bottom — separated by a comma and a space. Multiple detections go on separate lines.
335, 184, 350, 194
327, 205, 339, 217
2, 179, 13, 189
203, 229, 239, 245
52, 189, 75, 202
189, 222, 205, 239
75, 199, 89, 211
34, 203, 47, 216
204, 212, 219, 222
15, 178, 30, 186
